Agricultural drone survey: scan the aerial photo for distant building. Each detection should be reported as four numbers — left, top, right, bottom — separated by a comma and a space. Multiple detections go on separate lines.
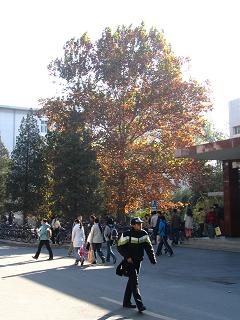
0, 105, 47, 154
229, 98, 240, 137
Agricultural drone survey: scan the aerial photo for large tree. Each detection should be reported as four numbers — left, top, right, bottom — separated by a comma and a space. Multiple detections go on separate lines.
7, 112, 47, 222
46, 111, 103, 219
40, 23, 211, 220
0, 138, 10, 215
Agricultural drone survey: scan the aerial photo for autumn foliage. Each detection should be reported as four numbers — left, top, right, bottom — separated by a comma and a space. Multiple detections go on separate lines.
40, 24, 212, 220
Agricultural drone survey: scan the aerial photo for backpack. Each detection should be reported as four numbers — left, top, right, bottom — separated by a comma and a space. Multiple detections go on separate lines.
111, 227, 118, 240
108, 225, 118, 241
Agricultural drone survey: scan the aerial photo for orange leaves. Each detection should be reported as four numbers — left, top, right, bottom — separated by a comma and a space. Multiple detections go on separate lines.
39, 24, 213, 218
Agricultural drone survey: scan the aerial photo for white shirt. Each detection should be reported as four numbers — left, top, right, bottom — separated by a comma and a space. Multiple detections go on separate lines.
88, 223, 104, 243
71, 224, 85, 247
150, 214, 158, 228
51, 219, 61, 230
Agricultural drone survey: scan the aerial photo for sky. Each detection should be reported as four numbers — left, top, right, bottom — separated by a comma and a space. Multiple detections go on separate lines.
0, 0, 239, 134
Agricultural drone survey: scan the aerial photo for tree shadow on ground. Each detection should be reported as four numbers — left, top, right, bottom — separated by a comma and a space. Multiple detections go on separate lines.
0, 245, 162, 320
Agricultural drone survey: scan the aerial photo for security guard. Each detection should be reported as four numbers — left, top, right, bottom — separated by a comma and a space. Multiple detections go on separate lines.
117, 217, 156, 312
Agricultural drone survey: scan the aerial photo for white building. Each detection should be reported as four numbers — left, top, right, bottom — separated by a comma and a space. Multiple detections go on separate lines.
0, 105, 47, 154
229, 98, 240, 137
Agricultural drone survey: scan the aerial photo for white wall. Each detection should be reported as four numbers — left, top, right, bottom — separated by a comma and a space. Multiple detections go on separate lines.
0, 108, 15, 152
229, 99, 240, 137
0, 106, 46, 154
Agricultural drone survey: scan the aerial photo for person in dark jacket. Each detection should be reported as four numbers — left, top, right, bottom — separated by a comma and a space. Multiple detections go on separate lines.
117, 217, 156, 312
156, 215, 173, 256
206, 207, 217, 238
171, 208, 181, 245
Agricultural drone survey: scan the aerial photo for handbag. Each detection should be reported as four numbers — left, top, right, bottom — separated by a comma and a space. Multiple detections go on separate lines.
116, 260, 130, 277
79, 245, 85, 258
116, 234, 131, 277
215, 226, 222, 236
87, 249, 94, 263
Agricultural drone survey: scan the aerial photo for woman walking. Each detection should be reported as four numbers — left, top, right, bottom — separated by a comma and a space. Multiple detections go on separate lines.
88, 217, 105, 264
32, 219, 53, 260
184, 205, 193, 239
71, 218, 85, 266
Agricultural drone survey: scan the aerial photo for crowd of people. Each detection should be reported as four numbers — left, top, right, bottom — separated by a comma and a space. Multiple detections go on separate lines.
31, 203, 224, 264
32, 214, 118, 266
30, 203, 224, 313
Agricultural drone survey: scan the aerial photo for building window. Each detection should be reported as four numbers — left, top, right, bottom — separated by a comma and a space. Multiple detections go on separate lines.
233, 125, 240, 135
40, 120, 48, 133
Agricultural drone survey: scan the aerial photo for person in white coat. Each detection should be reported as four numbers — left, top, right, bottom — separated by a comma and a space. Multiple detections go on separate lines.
88, 217, 105, 264
71, 219, 85, 266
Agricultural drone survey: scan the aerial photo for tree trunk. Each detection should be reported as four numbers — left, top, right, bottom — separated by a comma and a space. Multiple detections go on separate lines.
116, 169, 127, 223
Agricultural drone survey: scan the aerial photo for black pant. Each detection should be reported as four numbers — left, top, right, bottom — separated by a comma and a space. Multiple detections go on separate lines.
123, 261, 144, 309
156, 236, 173, 255
92, 243, 105, 262
34, 240, 53, 259
52, 228, 60, 244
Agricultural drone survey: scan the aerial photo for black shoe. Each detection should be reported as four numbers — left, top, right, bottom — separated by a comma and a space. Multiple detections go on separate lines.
138, 305, 146, 312
32, 256, 38, 260
92, 261, 97, 264
123, 303, 136, 308
48, 257, 53, 260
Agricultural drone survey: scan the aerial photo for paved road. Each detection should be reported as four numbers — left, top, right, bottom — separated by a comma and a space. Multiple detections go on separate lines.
0, 243, 239, 320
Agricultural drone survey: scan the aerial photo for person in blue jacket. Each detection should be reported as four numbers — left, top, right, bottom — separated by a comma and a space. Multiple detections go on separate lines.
156, 215, 173, 256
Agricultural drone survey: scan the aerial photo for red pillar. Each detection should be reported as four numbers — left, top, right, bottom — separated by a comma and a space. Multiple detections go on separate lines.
223, 160, 240, 236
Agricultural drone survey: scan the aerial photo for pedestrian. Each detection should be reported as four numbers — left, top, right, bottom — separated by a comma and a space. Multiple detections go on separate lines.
117, 217, 156, 312
156, 215, 173, 256
150, 211, 158, 244
104, 217, 117, 264
88, 217, 105, 264
142, 214, 151, 233
71, 218, 85, 266
68, 216, 83, 257
51, 216, 61, 244
184, 205, 193, 239
171, 208, 181, 245
32, 219, 53, 260
86, 215, 96, 251
213, 203, 224, 234
198, 208, 206, 237
206, 207, 217, 238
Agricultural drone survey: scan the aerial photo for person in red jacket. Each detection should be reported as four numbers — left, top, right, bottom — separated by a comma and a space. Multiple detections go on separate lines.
206, 207, 217, 238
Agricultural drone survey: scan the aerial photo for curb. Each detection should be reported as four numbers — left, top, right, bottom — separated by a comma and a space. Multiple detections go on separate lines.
1, 239, 239, 253
178, 240, 240, 253
0, 239, 70, 249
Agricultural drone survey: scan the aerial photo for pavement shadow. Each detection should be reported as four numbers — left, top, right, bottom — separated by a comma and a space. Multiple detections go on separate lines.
0, 256, 65, 268
0, 245, 165, 319
96, 308, 157, 320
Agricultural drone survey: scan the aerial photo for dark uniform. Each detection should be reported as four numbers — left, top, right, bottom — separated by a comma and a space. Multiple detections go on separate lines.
117, 217, 156, 312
